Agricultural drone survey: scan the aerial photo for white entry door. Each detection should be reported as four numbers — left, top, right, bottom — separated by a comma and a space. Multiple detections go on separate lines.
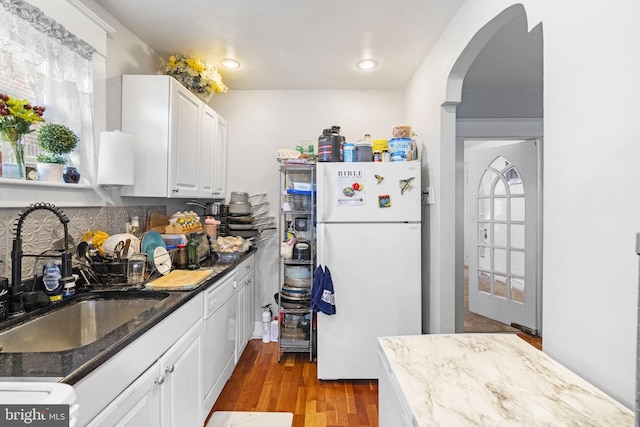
468, 139, 539, 334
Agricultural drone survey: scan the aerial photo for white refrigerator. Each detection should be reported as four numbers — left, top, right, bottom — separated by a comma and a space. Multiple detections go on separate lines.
316, 161, 422, 380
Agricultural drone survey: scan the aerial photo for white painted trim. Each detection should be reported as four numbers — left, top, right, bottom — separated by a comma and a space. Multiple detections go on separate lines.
65, 0, 115, 34
0, 179, 105, 207
457, 118, 543, 139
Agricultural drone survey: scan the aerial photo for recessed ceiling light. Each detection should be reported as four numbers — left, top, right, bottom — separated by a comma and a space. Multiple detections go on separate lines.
221, 59, 240, 69
357, 59, 377, 70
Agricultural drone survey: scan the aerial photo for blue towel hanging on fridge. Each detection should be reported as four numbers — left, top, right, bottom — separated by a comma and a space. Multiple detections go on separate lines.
311, 266, 324, 311
311, 265, 336, 315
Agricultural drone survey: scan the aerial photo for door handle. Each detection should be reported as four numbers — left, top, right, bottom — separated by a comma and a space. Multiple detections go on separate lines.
165, 365, 175, 374
155, 375, 165, 385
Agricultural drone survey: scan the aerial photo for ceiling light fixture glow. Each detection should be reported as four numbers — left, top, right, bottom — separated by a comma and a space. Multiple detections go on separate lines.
357, 59, 377, 70
221, 59, 240, 69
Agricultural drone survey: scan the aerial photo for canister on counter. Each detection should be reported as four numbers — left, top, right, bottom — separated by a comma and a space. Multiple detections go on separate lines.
203, 216, 219, 239
175, 243, 188, 269
373, 150, 382, 162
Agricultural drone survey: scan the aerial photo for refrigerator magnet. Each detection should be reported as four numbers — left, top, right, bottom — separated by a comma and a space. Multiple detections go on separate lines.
374, 174, 384, 184
399, 177, 415, 195
378, 195, 391, 208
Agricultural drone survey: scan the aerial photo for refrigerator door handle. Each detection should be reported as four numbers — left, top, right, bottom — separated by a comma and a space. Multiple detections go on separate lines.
318, 167, 330, 222
317, 224, 326, 266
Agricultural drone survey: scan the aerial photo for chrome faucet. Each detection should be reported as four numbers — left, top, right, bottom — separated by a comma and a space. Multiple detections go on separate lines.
10, 203, 72, 314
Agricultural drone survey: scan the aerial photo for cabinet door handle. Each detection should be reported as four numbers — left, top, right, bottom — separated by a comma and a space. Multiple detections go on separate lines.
172, 188, 179, 193
246, 278, 252, 286
155, 376, 165, 385
165, 365, 175, 374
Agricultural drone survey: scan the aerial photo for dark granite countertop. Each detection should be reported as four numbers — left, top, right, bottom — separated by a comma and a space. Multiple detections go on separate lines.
0, 248, 256, 385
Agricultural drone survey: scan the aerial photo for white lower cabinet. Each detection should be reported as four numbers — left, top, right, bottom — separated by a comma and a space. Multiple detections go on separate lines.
235, 254, 256, 362
160, 320, 203, 427
202, 269, 239, 420
87, 317, 203, 427
87, 362, 161, 427
77, 295, 203, 426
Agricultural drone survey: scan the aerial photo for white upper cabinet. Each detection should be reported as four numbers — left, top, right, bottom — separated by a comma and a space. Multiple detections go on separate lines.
200, 105, 217, 197
212, 115, 228, 199
120, 75, 228, 199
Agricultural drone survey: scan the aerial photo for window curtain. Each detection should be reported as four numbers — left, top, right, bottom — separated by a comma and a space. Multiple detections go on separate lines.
0, 0, 96, 182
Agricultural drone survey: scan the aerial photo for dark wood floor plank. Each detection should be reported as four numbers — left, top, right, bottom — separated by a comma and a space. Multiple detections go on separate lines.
210, 341, 378, 427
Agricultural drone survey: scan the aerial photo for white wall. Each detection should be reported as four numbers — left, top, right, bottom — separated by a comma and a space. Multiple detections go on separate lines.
408, 0, 640, 408
209, 90, 405, 310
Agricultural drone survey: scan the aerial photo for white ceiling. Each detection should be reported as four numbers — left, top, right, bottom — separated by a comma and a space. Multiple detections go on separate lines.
91, 0, 541, 93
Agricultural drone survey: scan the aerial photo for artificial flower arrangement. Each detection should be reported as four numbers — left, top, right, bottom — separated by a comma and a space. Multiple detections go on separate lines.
158, 55, 228, 98
0, 93, 45, 178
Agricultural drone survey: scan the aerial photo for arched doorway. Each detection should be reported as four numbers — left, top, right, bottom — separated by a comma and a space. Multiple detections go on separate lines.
441, 4, 543, 335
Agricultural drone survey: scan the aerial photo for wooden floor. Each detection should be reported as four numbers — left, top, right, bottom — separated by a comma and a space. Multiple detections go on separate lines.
209, 340, 378, 427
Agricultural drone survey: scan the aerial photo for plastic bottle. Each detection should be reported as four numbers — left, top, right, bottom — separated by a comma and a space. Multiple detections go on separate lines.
356, 134, 373, 162
0, 277, 9, 320
42, 261, 62, 302
343, 143, 355, 162
270, 315, 279, 342
262, 306, 271, 343
186, 233, 200, 270
61, 276, 76, 299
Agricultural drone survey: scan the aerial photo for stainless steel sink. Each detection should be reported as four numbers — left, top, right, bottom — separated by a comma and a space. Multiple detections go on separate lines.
0, 293, 169, 353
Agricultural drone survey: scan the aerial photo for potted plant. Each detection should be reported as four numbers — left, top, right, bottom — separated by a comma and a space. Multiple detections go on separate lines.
36, 123, 79, 182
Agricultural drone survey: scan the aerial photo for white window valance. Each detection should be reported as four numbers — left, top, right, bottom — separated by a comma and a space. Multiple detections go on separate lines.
0, 0, 95, 59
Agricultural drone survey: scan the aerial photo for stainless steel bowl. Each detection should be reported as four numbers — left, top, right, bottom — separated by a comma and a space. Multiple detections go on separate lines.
228, 201, 251, 214
229, 192, 249, 203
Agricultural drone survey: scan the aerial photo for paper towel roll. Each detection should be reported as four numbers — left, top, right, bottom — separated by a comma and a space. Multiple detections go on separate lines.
97, 130, 134, 186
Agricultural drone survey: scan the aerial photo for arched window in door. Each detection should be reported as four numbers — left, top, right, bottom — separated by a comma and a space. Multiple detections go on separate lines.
476, 156, 526, 304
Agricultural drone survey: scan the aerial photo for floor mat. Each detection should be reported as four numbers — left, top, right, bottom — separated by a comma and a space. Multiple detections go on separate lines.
206, 411, 293, 427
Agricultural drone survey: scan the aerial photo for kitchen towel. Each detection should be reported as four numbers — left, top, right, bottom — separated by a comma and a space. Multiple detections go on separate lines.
311, 265, 336, 315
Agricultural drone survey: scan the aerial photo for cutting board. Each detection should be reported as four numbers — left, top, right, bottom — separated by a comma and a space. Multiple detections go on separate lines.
145, 269, 214, 291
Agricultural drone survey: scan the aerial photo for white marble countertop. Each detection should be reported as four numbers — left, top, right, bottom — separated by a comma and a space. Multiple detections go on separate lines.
378, 334, 634, 426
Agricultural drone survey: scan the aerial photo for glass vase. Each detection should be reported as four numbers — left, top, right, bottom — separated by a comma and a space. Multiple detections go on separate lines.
1, 134, 26, 179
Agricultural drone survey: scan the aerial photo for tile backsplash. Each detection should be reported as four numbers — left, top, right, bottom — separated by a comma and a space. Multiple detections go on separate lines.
0, 205, 166, 280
